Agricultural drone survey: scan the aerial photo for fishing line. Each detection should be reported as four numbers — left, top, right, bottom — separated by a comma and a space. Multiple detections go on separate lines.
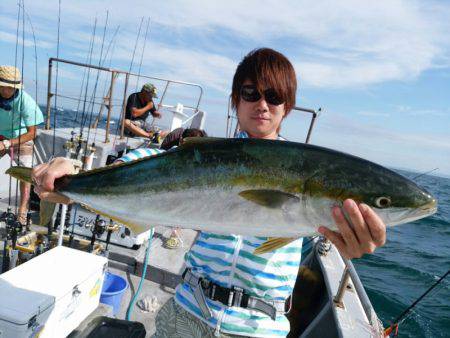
51, 0, 62, 156
83, 11, 109, 166
384, 269, 450, 336
78, 17, 97, 139
135, 17, 150, 92
129, 17, 144, 74
113, 18, 144, 143
24, 7, 39, 169
93, 24, 121, 144
72, 17, 95, 131
412, 168, 439, 181
72, 52, 91, 130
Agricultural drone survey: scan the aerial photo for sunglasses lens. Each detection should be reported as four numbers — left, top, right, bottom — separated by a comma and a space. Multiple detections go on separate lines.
264, 89, 284, 106
240, 85, 261, 102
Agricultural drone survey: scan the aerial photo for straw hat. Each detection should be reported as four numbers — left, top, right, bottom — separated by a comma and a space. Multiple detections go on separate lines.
0, 65, 22, 89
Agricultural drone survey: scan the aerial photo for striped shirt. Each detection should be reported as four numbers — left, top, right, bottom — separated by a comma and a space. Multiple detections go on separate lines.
117, 135, 303, 337
114, 147, 165, 164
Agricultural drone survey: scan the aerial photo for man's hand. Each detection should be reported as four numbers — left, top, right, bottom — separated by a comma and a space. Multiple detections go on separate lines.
0, 141, 5, 155
318, 199, 386, 259
32, 157, 74, 204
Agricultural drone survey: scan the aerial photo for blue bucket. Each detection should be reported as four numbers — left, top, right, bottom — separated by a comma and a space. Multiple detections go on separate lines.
100, 271, 128, 316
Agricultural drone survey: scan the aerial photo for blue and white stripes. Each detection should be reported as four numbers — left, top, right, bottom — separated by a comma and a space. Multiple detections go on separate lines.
114, 147, 164, 164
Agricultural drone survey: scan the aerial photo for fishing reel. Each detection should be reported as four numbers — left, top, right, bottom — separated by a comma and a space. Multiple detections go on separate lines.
87, 215, 120, 254
1, 208, 24, 272
63, 131, 78, 159
0, 208, 24, 243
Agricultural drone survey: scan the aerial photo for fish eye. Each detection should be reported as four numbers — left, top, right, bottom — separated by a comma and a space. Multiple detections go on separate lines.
375, 196, 391, 208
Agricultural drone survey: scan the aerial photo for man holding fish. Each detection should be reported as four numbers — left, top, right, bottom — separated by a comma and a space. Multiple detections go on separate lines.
29, 48, 416, 337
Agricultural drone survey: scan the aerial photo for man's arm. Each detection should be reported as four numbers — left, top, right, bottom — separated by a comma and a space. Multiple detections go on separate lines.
131, 101, 154, 118
0, 125, 37, 153
33, 148, 166, 203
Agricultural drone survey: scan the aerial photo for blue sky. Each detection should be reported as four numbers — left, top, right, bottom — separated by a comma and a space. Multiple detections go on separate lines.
1, 0, 449, 176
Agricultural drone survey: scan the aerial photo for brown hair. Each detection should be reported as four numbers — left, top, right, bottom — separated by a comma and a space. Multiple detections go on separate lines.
231, 48, 297, 115
182, 128, 208, 139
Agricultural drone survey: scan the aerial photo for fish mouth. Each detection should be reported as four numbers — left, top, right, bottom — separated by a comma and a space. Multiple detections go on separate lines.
420, 198, 438, 214
382, 198, 437, 226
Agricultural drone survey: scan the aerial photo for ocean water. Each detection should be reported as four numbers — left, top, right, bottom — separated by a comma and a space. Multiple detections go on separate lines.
354, 171, 450, 338
46, 109, 450, 337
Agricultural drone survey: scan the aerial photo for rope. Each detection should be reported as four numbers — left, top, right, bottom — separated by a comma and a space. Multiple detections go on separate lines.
126, 228, 154, 320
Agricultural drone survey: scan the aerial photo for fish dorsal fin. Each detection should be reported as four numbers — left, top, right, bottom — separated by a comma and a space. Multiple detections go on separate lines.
179, 137, 227, 148
239, 189, 300, 209
254, 237, 297, 254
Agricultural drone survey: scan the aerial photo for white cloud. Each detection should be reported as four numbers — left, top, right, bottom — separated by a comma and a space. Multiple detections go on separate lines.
356, 111, 390, 117
1, 0, 449, 89
0, 31, 52, 49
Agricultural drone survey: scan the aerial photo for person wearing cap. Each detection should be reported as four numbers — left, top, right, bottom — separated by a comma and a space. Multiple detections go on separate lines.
0, 65, 44, 223
123, 83, 165, 138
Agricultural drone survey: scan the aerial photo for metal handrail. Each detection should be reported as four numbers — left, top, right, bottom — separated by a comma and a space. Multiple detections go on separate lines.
333, 255, 381, 329
45, 57, 204, 142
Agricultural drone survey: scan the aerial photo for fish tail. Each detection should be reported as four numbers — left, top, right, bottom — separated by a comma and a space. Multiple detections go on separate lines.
6, 166, 33, 184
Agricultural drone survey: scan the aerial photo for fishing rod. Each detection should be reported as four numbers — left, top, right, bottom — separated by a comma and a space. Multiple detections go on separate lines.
7, 0, 22, 209
51, 0, 62, 155
2, 0, 26, 272
384, 269, 450, 336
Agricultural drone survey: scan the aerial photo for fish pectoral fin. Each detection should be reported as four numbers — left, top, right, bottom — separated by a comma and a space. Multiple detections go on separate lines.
239, 189, 300, 209
254, 237, 297, 255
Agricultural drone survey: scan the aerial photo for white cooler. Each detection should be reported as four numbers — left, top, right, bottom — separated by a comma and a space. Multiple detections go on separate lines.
0, 246, 107, 338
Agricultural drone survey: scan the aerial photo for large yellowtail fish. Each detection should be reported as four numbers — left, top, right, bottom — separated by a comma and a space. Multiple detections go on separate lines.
7, 138, 437, 253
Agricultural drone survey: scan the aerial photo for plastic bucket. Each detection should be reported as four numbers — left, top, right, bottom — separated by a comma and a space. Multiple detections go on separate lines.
100, 271, 128, 316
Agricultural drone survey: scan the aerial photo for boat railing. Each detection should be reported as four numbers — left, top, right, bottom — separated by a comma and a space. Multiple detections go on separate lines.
332, 251, 382, 333
159, 103, 206, 130
45, 57, 204, 143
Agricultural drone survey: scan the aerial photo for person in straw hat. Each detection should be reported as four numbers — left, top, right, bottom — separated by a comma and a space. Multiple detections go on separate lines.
0, 65, 44, 224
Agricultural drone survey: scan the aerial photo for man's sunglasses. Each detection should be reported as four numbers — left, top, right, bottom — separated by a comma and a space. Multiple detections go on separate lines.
240, 85, 284, 106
